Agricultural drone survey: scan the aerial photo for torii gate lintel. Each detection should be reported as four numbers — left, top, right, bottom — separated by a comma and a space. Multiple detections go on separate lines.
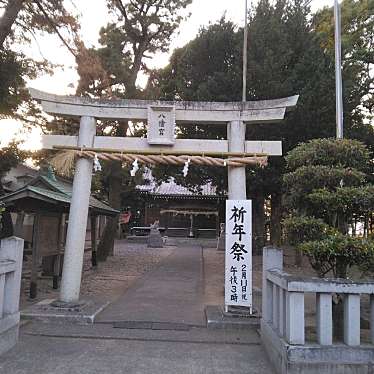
30, 88, 298, 124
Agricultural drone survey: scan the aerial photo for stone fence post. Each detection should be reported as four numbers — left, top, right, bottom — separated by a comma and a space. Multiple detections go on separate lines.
262, 247, 283, 323
0, 236, 24, 355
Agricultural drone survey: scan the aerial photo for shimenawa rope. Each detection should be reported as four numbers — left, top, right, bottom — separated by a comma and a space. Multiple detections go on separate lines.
50, 150, 268, 176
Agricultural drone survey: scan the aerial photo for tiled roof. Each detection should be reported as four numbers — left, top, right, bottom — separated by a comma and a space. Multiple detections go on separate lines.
34, 175, 118, 215
27, 185, 72, 203
1, 174, 118, 216
154, 180, 218, 196
1, 185, 72, 205
137, 171, 224, 198
39, 175, 72, 195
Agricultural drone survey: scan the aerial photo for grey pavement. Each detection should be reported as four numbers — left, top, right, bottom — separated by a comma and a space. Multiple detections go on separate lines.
96, 245, 207, 326
0, 242, 275, 373
0, 327, 273, 374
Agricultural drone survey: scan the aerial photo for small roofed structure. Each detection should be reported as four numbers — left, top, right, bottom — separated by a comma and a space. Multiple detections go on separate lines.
3, 172, 118, 216
0, 169, 118, 298
137, 173, 226, 238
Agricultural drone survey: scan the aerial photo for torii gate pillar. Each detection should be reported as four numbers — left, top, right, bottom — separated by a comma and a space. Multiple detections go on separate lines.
228, 120, 247, 200
59, 116, 96, 303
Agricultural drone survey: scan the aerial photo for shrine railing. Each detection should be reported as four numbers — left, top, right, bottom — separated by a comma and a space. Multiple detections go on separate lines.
0, 237, 24, 355
262, 247, 374, 347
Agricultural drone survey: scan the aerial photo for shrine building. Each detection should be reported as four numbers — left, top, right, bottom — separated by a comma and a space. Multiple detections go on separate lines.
136, 173, 226, 238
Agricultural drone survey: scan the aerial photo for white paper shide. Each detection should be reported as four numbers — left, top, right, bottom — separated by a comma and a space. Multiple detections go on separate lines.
225, 200, 252, 308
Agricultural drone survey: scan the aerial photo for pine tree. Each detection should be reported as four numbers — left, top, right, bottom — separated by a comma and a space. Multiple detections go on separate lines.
73, 0, 192, 261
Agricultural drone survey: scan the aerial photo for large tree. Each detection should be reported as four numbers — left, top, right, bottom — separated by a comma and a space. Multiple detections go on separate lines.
0, 1, 80, 237
76, 0, 192, 98
0, 0, 81, 241
72, 0, 192, 260
149, 0, 373, 251
0, 0, 79, 119
150, 1, 332, 249
147, 18, 241, 187
313, 0, 374, 123
0, 0, 78, 48
244, 0, 337, 246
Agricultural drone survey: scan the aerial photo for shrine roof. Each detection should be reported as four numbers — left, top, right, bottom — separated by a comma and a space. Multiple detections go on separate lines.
1, 174, 119, 216
2, 185, 72, 204
137, 172, 226, 199
155, 181, 218, 197
38, 175, 119, 215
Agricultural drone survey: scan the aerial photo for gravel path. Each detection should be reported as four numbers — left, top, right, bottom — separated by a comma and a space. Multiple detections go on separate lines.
20, 241, 173, 309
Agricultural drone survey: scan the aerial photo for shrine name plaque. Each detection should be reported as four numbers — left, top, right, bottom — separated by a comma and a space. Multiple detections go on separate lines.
147, 105, 176, 146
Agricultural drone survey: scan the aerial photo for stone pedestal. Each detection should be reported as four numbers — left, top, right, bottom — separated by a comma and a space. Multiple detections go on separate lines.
216, 224, 225, 251
21, 298, 109, 324
147, 228, 163, 248
205, 305, 260, 330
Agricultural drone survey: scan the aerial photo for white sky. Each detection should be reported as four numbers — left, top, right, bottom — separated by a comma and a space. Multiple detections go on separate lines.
32, 0, 331, 94
0, 0, 331, 149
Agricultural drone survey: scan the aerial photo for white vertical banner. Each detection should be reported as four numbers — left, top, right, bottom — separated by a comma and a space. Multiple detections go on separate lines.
225, 200, 252, 309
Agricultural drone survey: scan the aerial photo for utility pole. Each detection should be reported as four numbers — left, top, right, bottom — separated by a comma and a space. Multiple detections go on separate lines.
242, 0, 248, 102
334, 0, 344, 139
306, 0, 344, 138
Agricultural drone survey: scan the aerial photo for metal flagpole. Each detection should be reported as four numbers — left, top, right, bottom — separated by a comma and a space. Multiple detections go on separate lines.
305, 0, 344, 138
334, 0, 344, 139
242, 0, 248, 102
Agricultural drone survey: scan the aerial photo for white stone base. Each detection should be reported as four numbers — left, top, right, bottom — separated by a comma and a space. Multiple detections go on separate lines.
261, 321, 374, 374
0, 314, 19, 355
21, 299, 110, 324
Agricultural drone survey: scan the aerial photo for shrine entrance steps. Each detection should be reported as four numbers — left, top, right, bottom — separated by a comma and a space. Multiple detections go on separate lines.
1, 321, 274, 373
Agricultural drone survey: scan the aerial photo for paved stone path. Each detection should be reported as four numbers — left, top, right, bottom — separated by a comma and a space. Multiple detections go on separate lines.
0, 242, 275, 373
96, 245, 206, 326
0, 323, 273, 374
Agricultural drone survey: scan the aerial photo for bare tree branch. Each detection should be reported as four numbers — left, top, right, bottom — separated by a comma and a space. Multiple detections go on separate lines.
0, 0, 25, 48
33, 0, 78, 58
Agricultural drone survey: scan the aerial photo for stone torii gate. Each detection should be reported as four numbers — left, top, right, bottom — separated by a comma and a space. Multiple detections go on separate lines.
30, 88, 298, 309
